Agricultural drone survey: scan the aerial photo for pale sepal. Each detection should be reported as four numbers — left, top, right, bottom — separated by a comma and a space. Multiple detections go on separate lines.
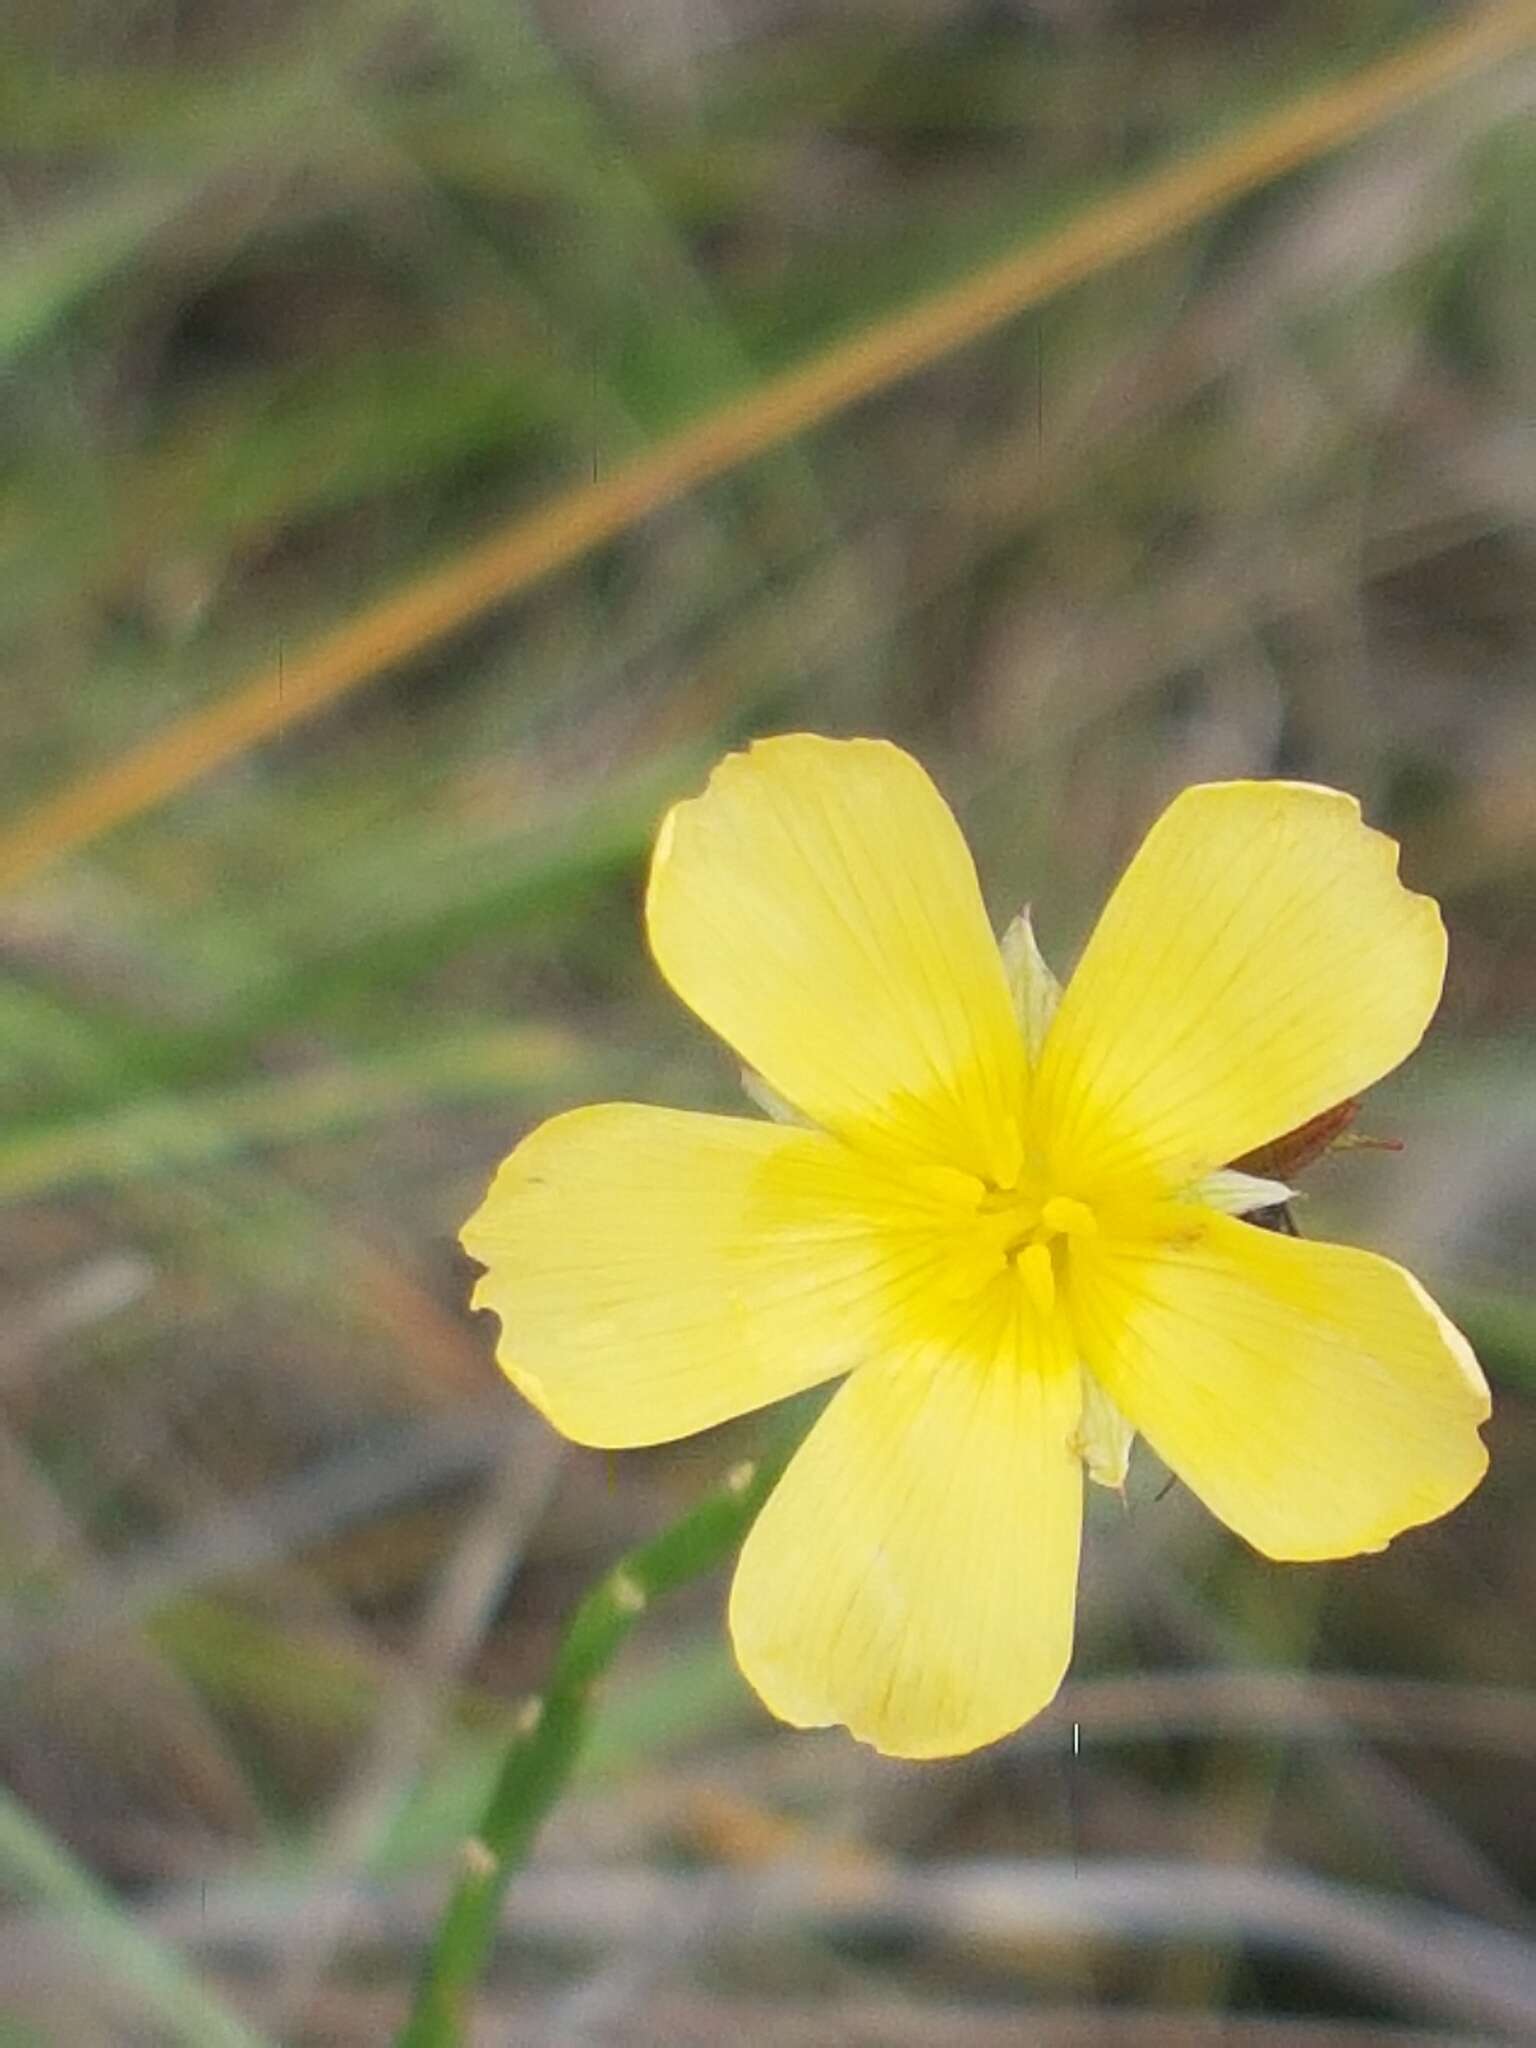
741, 1066, 812, 1127
1000, 906, 1062, 1066
1193, 1168, 1295, 1216
1073, 1367, 1136, 1490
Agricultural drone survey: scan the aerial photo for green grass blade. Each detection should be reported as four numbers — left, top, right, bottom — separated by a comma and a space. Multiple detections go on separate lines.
0, 1784, 274, 2048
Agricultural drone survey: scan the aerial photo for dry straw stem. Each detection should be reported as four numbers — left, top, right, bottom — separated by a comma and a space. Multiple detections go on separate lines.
93, 1857, 1536, 2037
3, 0, 1534, 895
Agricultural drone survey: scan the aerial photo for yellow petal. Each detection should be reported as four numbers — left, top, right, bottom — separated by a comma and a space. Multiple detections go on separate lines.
1035, 782, 1446, 1195
729, 1288, 1083, 1758
647, 736, 1026, 1186
462, 1104, 967, 1449
1072, 1213, 1489, 1561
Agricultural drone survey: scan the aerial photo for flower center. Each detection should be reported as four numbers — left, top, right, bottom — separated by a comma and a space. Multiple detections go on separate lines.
946, 1185, 1099, 1313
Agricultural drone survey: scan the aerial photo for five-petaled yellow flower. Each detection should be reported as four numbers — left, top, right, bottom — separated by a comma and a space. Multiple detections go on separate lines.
463, 736, 1489, 1758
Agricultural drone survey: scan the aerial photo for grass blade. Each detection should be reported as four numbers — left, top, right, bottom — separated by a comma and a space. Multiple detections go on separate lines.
2, 1, 1531, 890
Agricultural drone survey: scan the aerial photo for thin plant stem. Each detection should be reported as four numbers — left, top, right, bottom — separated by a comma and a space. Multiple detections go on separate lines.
395, 1434, 796, 2048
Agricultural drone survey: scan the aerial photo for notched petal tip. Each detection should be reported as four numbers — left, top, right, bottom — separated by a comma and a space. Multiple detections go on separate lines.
732, 1617, 1071, 1760
1036, 777, 1451, 1192
643, 731, 1028, 1181
1187, 778, 1449, 1006
728, 1325, 1084, 1761
1075, 1220, 1490, 1566
463, 1100, 1003, 1453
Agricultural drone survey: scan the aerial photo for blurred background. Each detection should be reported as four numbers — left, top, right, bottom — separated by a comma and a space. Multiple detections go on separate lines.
3, 2, 1535, 2043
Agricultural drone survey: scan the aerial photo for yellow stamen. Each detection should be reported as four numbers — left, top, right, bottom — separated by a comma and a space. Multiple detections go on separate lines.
1040, 1195, 1098, 1238
910, 1163, 988, 1210
990, 1112, 1025, 1193
1020, 1242, 1056, 1317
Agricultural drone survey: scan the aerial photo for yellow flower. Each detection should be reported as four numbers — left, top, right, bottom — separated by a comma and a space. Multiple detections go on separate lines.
462, 736, 1489, 1759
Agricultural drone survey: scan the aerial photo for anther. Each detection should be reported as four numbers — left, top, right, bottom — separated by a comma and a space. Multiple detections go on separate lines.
1040, 1195, 1097, 1238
